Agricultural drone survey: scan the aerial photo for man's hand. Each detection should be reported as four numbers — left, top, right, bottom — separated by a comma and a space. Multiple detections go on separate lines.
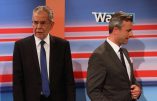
130, 85, 141, 99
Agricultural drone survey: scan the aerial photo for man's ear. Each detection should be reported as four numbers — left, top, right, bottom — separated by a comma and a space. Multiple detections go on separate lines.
50, 22, 54, 29
112, 27, 120, 34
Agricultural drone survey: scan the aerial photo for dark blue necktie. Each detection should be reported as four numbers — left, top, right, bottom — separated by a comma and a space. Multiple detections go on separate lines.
40, 40, 50, 97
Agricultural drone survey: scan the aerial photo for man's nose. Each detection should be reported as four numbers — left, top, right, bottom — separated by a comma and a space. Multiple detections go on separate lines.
36, 23, 42, 28
129, 31, 133, 37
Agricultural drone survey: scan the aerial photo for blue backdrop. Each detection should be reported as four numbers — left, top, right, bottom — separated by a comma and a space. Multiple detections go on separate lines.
0, 0, 157, 101
65, 0, 157, 101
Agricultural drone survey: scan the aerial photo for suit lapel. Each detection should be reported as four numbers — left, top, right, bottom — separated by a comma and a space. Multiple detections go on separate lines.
105, 41, 130, 83
123, 49, 134, 83
49, 36, 56, 88
29, 35, 41, 77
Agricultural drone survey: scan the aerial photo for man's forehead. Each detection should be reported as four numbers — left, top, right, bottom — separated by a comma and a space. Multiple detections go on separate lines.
33, 14, 49, 20
33, 11, 48, 17
122, 21, 132, 26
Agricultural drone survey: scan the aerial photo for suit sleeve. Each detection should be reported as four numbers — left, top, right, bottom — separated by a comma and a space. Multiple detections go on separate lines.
87, 53, 111, 101
64, 41, 76, 101
13, 41, 25, 101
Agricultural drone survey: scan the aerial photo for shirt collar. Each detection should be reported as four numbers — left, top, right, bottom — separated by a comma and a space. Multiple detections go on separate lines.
106, 37, 121, 54
34, 34, 50, 46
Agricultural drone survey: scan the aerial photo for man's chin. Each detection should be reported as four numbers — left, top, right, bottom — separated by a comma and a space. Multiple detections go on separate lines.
123, 41, 128, 45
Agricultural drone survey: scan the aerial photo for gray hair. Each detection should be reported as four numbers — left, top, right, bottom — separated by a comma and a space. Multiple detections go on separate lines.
109, 11, 132, 34
33, 6, 54, 22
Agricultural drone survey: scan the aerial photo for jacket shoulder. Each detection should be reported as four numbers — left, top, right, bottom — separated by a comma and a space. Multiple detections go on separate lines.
93, 42, 107, 54
51, 35, 69, 44
15, 35, 33, 44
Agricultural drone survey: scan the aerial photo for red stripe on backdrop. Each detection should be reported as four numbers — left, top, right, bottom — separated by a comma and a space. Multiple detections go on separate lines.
72, 52, 157, 58
74, 70, 157, 79
65, 26, 108, 32
1, 51, 157, 61
133, 35, 157, 38
134, 70, 157, 77
0, 25, 156, 34
65, 25, 157, 32
0, 56, 12, 61
0, 28, 33, 34
65, 35, 157, 40
133, 25, 157, 30
65, 36, 107, 40
0, 39, 19, 42
129, 52, 157, 57
0, 70, 157, 82
72, 53, 91, 58
0, 74, 12, 82
1, 34, 157, 42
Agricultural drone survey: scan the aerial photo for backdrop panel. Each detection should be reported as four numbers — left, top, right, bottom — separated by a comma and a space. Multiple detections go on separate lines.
65, 0, 157, 101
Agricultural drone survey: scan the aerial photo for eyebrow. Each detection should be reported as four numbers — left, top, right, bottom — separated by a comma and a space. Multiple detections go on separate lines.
32, 21, 48, 24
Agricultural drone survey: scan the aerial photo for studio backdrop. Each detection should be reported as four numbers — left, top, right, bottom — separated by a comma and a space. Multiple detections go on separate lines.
0, 0, 157, 101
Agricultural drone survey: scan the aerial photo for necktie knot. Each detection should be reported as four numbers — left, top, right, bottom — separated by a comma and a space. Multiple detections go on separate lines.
119, 48, 123, 53
40, 40, 45, 46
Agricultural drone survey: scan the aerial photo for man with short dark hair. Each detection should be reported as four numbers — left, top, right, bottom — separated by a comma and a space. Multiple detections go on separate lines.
87, 11, 141, 101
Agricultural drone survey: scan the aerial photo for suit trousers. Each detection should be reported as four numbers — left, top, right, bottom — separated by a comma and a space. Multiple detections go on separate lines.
40, 95, 51, 101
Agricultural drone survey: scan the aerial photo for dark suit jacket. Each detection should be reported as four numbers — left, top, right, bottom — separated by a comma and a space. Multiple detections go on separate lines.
13, 35, 75, 101
87, 41, 139, 101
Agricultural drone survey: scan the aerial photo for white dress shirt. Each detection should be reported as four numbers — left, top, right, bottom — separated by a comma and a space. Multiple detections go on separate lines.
34, 34, 50, 78
106, 38, 131, 80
